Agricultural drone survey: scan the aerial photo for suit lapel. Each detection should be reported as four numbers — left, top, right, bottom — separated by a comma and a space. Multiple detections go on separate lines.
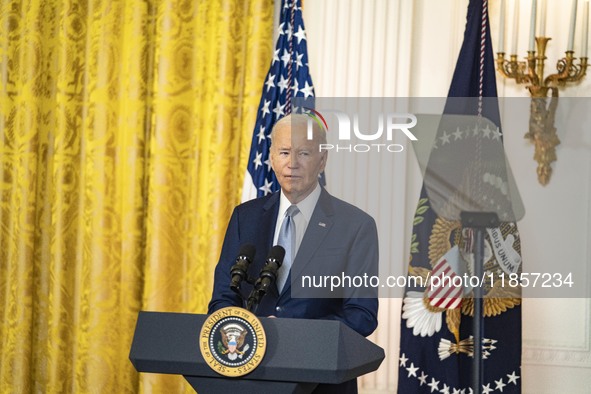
261, 193, 280, 299
279, 188, 334, 299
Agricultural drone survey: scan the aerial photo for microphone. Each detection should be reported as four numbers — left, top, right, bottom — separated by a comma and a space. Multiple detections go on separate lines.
257, 245, 285, 294
246, 245, 285, 312
230, 244, 256, 294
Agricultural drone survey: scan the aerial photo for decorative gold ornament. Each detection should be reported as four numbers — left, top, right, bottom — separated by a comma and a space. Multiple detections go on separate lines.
496, 37, 588, 185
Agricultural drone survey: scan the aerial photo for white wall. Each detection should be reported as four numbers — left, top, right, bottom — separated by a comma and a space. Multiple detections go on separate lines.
302, 0, 591, 393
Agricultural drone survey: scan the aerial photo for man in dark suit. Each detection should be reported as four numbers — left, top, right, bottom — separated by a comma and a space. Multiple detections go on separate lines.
208, 114, 379, 393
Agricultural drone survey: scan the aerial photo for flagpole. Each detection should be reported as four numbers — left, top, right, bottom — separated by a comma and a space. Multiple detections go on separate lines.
285, 0, 295, 114
472, 2, 489, 393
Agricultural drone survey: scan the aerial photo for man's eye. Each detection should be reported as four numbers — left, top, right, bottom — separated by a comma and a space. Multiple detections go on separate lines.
299, 151, 309, 156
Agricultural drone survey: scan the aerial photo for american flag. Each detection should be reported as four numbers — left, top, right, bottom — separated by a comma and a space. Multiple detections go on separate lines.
241, 0, 315, 202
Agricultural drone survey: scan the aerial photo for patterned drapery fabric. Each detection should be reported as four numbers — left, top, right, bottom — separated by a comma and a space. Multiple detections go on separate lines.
0, 1, 272, 392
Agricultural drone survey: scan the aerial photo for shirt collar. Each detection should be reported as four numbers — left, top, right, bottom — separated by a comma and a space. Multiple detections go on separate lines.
278, 183, 321, 223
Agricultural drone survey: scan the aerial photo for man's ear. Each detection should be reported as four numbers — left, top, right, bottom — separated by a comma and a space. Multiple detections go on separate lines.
319, 151, 327, 171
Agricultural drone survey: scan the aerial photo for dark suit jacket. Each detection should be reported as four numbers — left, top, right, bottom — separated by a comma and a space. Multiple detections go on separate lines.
208, 187, 379, 393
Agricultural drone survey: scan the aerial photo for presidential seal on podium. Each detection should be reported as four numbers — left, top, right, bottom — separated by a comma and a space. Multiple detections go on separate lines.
199, 306, 266, 377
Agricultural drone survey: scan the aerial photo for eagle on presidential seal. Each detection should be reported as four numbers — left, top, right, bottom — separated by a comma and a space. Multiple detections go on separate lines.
218, 323, 250, 361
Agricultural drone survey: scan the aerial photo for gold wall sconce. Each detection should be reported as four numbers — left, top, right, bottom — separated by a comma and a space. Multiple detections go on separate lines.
495, 0, 589, 185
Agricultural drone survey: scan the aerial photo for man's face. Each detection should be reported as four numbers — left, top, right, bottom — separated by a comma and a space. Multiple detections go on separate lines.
270, 120, 327, 204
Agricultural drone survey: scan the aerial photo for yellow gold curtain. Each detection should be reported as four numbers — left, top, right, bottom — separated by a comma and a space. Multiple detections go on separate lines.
0, 0, 273, 392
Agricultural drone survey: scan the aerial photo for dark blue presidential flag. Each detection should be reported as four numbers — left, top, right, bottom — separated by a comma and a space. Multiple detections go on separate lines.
398, 1, 522, 393
241, 0, 315, 201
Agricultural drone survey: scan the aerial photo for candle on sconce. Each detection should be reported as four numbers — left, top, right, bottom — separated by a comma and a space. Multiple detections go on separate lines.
539, 0, 547, 37
568, 0, 578, 51
499, 0, 506, 52
582, 0, 589, 57
512, 0, 519, 53
529, 0, 538, 51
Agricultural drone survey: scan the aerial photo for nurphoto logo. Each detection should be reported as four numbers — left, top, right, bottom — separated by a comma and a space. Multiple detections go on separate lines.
303, 107, 418, 153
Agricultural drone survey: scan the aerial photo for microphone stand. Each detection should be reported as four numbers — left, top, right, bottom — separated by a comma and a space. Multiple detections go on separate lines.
246, 282, 263, 313
245, 246, 285, 313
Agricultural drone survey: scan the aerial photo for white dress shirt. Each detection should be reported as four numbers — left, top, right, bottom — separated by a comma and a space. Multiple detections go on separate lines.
273, 183, 321, 261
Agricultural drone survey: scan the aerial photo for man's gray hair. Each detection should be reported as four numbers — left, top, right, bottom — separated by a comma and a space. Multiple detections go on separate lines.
270, 113, 327, 145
